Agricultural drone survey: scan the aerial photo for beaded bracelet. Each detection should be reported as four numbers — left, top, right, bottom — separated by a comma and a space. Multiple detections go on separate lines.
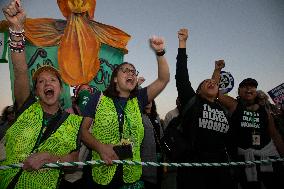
8, 27, 26, 53
9, 27, 25, 37
9, 45, 25, 53
8, 36, 26, 53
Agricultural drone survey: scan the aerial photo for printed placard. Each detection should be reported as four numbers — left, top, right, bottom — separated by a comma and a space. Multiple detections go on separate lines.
219, 71, 234, 94
268, 83, 284, 109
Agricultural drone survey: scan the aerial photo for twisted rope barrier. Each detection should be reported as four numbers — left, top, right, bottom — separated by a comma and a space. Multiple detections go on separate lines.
1, 158, 284, 170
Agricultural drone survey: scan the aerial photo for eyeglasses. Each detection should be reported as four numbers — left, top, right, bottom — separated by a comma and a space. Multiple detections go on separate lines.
119, 67, 139, 76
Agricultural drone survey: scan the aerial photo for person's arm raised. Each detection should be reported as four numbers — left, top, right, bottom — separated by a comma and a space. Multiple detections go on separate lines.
176, 28, 195, 106
211, 59, 225, 84
217, 89, 238, 113
147, 36, 170, 103
211, 59, 238, 113
3, 0, 30, 110
178, 28, 188, 49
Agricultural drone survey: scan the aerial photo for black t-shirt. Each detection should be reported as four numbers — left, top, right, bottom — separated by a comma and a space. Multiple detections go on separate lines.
231, 101, 270, 150
183, 97, 233, 155
175, 48, 234, 161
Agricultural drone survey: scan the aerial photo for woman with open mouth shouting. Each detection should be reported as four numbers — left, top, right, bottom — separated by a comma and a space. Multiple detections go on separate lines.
1, 1, 83, 188
80, 36, 170, 188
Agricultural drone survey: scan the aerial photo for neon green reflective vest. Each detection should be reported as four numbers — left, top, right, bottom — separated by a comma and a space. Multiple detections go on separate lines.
91, 96, 144, 185
0, 101, 82, 189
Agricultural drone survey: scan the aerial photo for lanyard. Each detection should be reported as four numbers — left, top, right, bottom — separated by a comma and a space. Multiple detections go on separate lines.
251, 111, 258, 134
33, 110, 61, 152
116, 100, 132, 140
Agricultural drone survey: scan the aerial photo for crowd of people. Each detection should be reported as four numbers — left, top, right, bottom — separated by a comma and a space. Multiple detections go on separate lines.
0, 1, 284, 189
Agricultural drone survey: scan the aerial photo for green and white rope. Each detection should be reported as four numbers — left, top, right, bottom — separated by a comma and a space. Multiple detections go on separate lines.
1, 158, 284, 170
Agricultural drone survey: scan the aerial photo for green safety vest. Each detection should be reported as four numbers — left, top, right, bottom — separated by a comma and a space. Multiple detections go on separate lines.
91, 96, 144, 185
0, 101, 82, 189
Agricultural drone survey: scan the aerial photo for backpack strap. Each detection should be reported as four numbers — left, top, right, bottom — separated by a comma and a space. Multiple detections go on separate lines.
39, 111, 69, 146
7, 110, 69, 189
97, 92, 104, 109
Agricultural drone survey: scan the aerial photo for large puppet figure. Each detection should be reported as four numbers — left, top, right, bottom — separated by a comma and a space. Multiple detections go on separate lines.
0, 0, 131, 86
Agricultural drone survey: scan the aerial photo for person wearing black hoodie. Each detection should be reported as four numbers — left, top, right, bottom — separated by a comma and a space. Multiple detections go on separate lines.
175, 28, 237, 189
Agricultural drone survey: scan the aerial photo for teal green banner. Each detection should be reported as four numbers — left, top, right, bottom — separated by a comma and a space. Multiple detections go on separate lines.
89, 43, 124, 92
8, 42, 124, 109
0, 31, 8, 63
9, 43, 72, 109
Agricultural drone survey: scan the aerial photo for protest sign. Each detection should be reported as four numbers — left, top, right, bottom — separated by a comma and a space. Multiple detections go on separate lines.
219, 71, 234, 94
268, 83, 284, 109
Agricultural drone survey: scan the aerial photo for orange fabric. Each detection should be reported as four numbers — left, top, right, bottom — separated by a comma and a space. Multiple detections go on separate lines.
1, 19, 63, 46
0, 18, 131, 52
58, 14, 100, 85
58, 0, 96, 19
90, 21, 130, 53
24, 18, 63, 46
1, 0, 131, 86
0, 20, 9, 32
